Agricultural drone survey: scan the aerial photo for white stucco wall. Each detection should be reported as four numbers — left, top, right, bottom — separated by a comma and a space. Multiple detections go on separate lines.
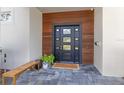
103, 7, 124, 77
94, 7, 103, 74
0, 8, 30, 69
29, 8, 42, 60
0, 11, 1, 68
0, 7, 42, 69
94, 7, 124, 77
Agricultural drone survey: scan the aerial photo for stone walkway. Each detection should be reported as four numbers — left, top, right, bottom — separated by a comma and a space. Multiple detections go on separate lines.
1, 65, 124, 85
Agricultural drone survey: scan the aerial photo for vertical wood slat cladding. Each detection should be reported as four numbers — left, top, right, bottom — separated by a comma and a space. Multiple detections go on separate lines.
43, 10, 94, 64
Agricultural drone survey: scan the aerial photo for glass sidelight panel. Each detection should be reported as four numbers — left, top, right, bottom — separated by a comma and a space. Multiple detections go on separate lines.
56, 29, 59, 31
75, 47, 79, 50
63, 45, 71, 50
75, 38, 79, 41
63, 37, 71, 42
56, 38, 59, 40
75, 28, 79, 31
63, 29, 71, 34
56, 47, 59, 49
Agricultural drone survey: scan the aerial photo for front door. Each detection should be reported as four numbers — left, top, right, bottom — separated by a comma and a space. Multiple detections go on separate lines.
54, 25, 82, 64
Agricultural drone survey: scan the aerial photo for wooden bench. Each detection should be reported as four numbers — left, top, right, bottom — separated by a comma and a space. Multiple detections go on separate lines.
2, 61, 40, 85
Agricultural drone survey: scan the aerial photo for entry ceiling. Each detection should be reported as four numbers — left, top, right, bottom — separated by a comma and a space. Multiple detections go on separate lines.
37, 7, 93, 13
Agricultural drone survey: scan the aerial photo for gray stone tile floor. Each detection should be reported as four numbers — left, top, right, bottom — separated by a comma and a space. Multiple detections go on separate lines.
1, 65, 124, 85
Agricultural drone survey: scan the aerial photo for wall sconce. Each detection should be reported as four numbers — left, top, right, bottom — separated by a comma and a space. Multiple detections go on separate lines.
90, 8, 94, 11
0, 11, 11, 21
95, 41, 102, 47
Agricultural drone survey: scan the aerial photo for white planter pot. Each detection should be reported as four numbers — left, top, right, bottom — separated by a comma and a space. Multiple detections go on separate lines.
43, 62, 49, 69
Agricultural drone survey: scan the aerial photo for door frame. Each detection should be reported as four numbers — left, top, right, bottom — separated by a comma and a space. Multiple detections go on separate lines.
52, 23, 83, 64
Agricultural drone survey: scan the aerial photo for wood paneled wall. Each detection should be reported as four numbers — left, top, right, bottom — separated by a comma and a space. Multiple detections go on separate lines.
43, 10, 94, 64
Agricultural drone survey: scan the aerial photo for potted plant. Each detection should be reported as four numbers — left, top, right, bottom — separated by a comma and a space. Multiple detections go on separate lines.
40, 54, 49, 69
40, 54, 55, 69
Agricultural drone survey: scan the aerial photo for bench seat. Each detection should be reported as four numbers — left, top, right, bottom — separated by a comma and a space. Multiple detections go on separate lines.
2, 61, 40, 85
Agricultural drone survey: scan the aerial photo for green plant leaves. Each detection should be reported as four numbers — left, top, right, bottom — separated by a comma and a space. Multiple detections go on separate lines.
40, 54, 55, 65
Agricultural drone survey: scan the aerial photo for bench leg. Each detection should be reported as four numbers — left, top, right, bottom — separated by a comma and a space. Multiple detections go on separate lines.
31, 65, 35, 70
2, 76, 6, 85
12, 76, 16, 85
37, 63, 40, 70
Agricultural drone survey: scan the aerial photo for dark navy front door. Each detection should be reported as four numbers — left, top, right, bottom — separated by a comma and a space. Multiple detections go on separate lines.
54, 25, 81, 64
